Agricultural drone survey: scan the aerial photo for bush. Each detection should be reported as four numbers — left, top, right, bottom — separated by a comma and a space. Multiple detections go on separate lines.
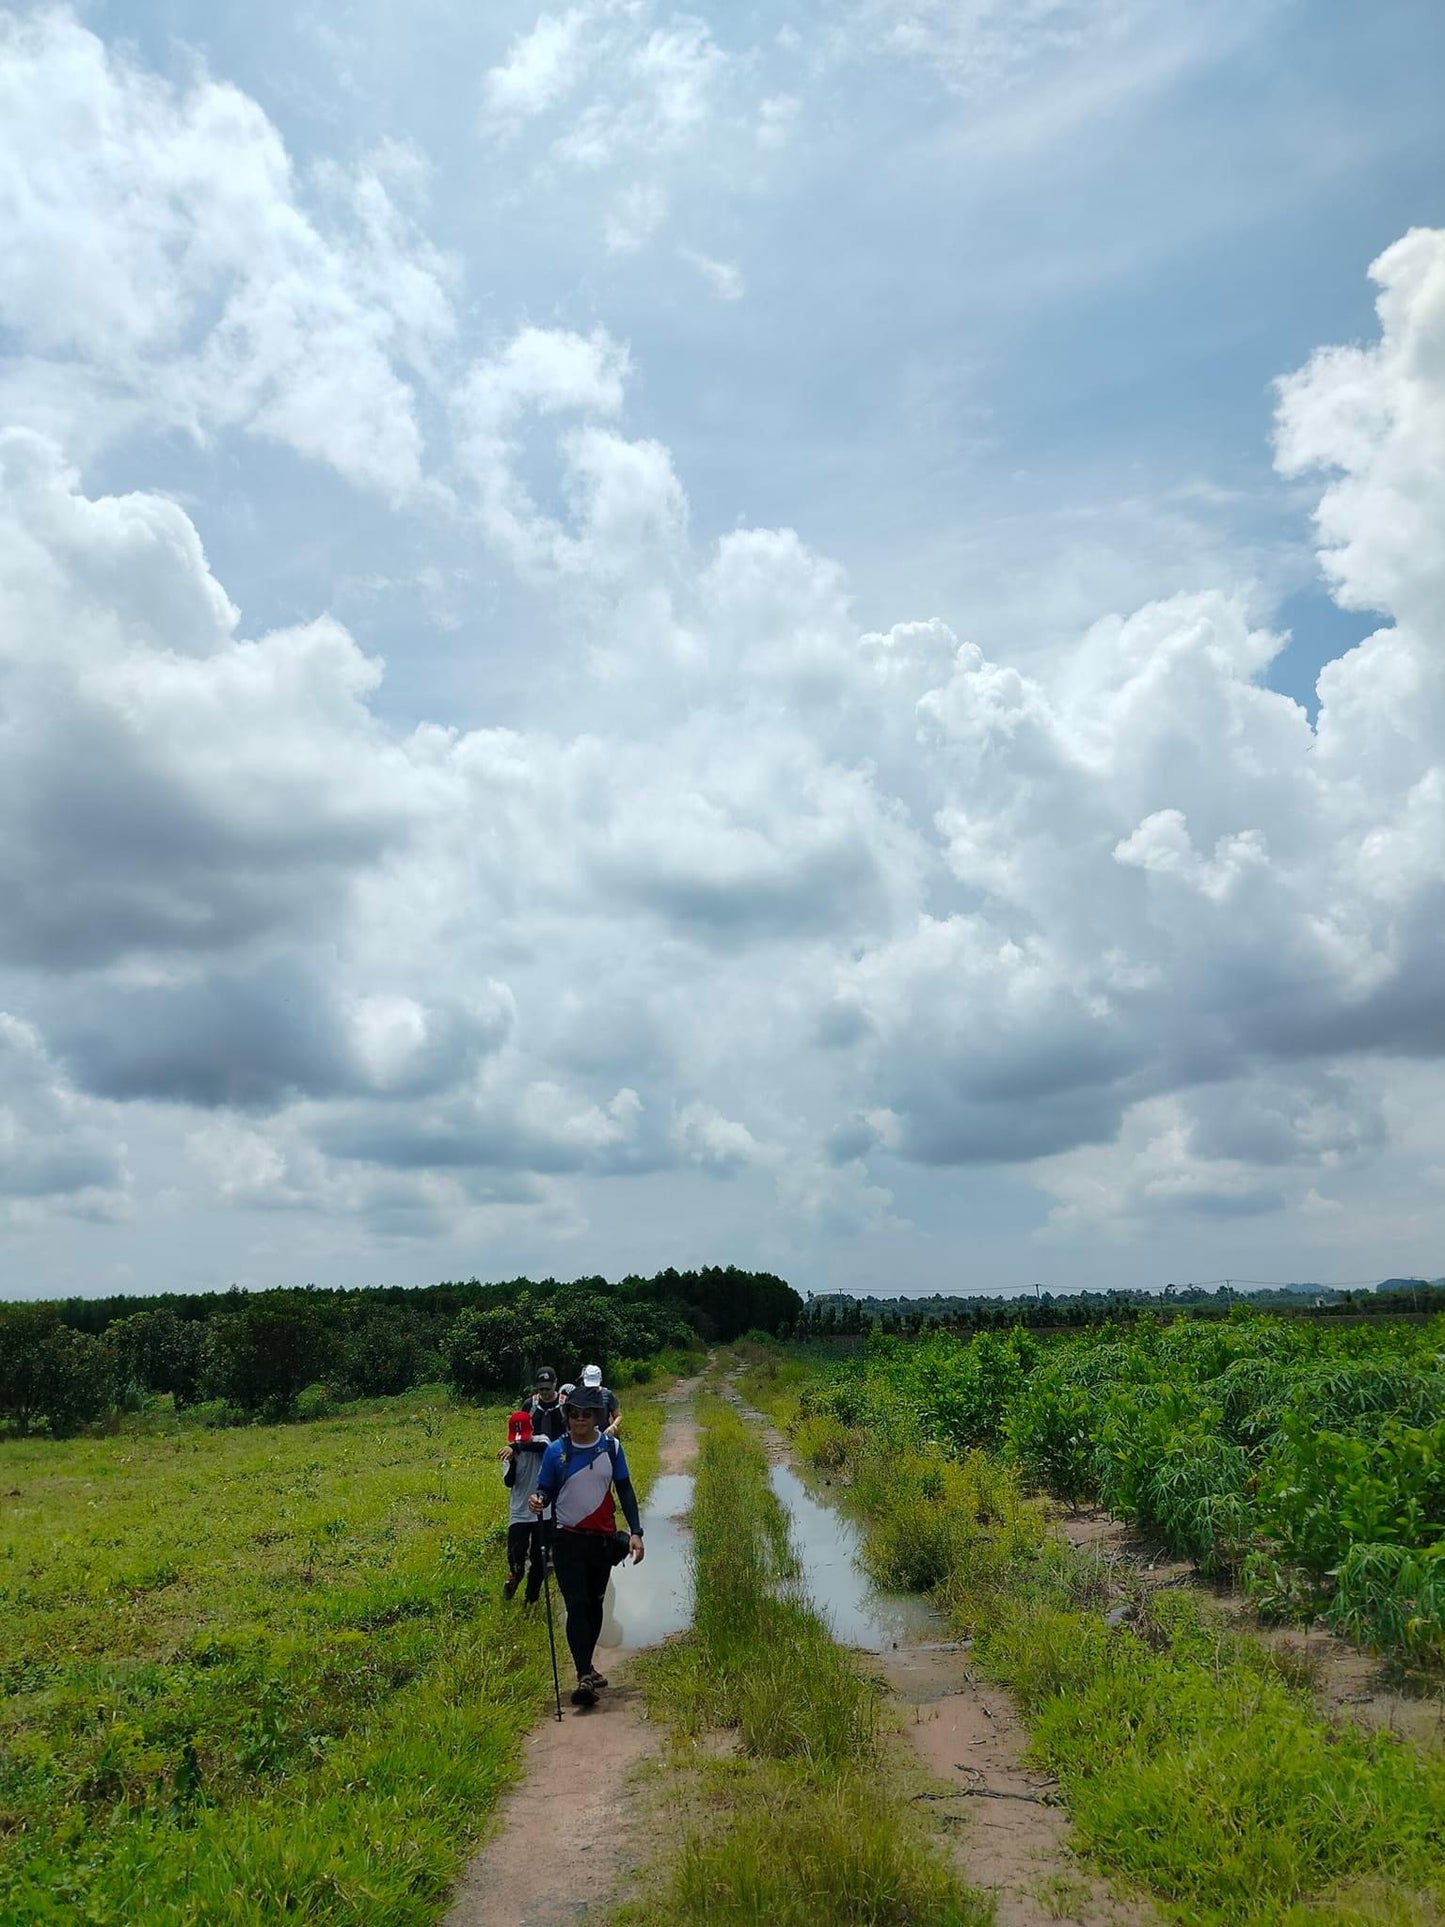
795, 1310, 1445, 1662
106, 1309, 205, 1408
332, 1313, 430, 1400
0, 1306, 114, 1435
200, 1305, 338, 1419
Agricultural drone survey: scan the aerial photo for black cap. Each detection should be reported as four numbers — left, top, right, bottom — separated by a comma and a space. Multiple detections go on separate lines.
535, 1365, 558, 1388
564, 1384, 606, 1414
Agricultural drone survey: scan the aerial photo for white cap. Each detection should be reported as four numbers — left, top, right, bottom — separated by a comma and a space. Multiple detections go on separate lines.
582, 1363, 603, 1387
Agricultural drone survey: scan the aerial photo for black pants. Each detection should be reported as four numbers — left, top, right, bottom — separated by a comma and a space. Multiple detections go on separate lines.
551, 1529, 613, 1678
506, 1521, 545, 1602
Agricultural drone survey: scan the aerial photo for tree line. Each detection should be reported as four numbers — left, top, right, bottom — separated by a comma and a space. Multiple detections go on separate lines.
0, 1266, 800, 1436
796, 1278, 1445, 1340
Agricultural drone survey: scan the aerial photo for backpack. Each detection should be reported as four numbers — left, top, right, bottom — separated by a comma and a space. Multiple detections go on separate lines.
526, 1395, 566, 1441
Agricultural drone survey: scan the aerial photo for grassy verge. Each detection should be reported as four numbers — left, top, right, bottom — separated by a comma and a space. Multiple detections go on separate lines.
621, 1396, 992, 1926
758, 1353, 1445, 1927
0, 1380, 671, 1925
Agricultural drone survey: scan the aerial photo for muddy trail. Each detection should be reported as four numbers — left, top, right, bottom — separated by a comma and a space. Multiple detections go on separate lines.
448, 1373, 1159, 1926
721, 1379, 1158, 1927
444, 1376, 700, 1927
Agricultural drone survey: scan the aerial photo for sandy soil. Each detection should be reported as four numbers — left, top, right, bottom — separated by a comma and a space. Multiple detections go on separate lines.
443, 1373, 702, 1927
881, 1643, 1157, 1927
443, 1683, 655, 1927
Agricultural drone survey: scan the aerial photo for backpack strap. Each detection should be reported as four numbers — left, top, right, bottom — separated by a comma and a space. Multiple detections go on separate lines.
559, 1435, 618, 1474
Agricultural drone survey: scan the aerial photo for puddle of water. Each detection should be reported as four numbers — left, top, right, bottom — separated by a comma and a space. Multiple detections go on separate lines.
769, 1462, 939, 1653
596, 1471, 694, 1653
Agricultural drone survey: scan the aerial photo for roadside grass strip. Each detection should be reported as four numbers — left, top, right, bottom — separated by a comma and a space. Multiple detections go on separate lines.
750, 1356, 1445, 1927
0, 1386, 666, 1925
623, 1397, 992, 1926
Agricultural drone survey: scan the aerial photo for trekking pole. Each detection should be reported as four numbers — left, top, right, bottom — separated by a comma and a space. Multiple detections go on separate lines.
538, 1519, 563, 1721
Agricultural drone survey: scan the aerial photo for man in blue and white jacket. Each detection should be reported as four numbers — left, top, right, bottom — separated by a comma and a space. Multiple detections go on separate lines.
530, 1383, 644, 1706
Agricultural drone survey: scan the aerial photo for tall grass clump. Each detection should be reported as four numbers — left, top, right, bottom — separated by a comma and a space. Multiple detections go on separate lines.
988, 1588, 1445, 1926
641, 1398, 876, 1761
628, 1398, 991, 1927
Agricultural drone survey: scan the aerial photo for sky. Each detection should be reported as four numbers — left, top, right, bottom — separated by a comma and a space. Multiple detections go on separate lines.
0, 0, 1443, 1302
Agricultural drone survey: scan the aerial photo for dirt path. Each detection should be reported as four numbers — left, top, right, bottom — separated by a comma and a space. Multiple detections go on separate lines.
724, 1374, 1157, 1926
443, 1376, 700, 1927
880, 1643, 1154, 1927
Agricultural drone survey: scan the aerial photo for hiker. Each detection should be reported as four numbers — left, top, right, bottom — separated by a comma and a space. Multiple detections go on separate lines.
529, 1382, 644, 1707
580, 1362, 621, 1437
498, 1365, 565, 1531
523, 1364, 567, 1443
501, 1408, 546, 1603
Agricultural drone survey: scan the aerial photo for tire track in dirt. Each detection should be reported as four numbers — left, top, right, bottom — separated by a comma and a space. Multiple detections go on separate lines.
723, 1374, 1158, 1927
443, 1375, 701, 1927
879, 1643, 1154, 1927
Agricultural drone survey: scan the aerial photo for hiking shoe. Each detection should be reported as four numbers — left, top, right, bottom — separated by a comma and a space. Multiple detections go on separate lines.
570, 1682, 598, 1708
581, 1670, 609, 1690
502, 1574, 520, 1601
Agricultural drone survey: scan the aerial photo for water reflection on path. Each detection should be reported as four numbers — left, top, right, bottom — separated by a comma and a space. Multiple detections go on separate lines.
769, 1462, 940, 1653
597, 1471, 695, 1654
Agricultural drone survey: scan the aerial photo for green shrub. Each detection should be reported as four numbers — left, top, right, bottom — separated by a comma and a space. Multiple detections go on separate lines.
0, 1306, 115, 1435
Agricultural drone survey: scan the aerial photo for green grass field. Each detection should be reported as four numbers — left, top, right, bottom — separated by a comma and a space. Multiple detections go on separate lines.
0, 1386, 665, 1926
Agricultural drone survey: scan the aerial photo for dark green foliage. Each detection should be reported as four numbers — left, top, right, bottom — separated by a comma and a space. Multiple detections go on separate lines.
441, 1291, 689, 1396
331, 1312, 433, 1400
802, 1313, 1445, 1662
2, 1265, 794, 1434
0, 1305, 114, 1435
198, 1304, 337, 1419
106, 1309, 205, 1408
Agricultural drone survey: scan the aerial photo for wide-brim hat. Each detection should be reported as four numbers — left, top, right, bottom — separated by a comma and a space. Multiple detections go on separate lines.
564, 1384, 606, 1414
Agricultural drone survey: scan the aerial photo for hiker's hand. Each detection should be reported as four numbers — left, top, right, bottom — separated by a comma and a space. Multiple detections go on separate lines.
528, 1492, 544, 1515
499, 1446, 514, 1465
629, 1534, 644, 1564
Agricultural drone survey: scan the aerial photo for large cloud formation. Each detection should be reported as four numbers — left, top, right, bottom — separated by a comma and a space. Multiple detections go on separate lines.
0, 13, 1442, 1266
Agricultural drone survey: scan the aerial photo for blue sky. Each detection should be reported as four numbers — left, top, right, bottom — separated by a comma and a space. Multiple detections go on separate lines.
1, 0, 1443, 1298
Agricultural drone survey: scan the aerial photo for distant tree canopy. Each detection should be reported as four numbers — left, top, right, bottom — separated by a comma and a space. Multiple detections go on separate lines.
0, 1265, 800, 1435
795, 1278, 1445, 1342
444, 1292, 690, 1399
